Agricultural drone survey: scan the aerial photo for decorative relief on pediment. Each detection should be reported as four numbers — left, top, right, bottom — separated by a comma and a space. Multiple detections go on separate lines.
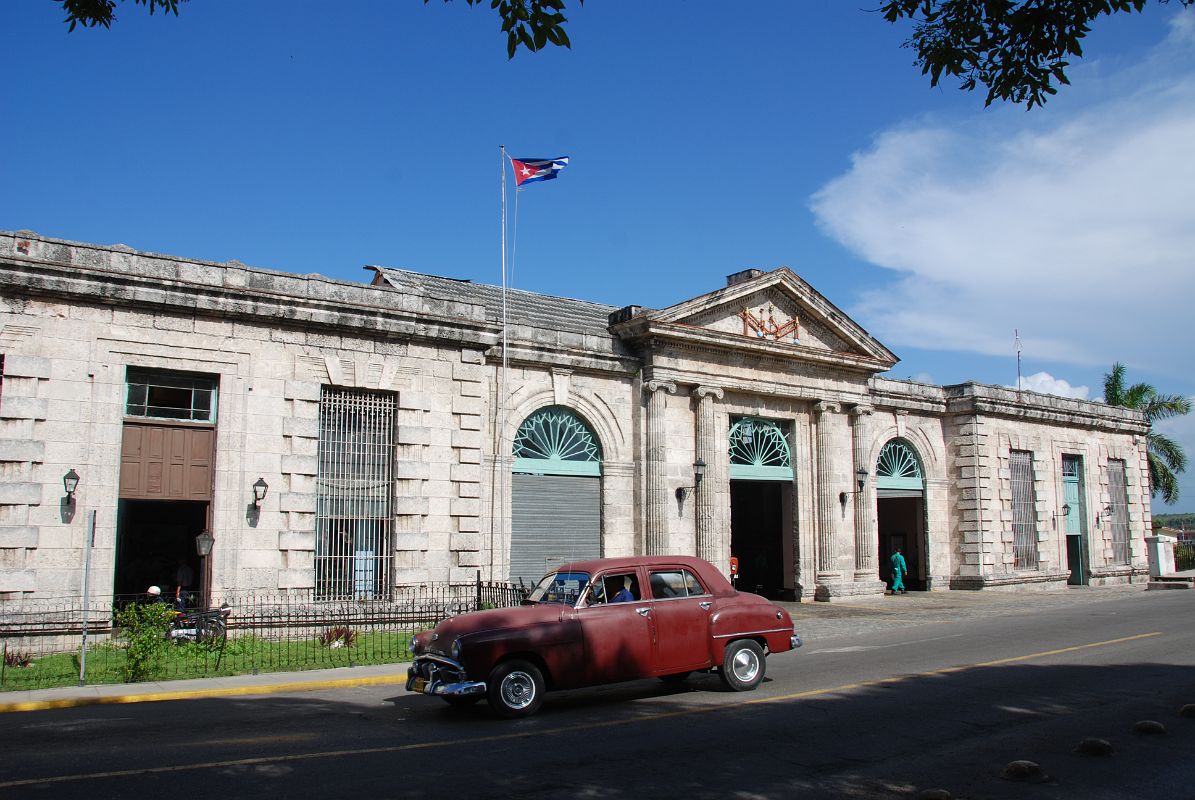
738, 302, 799, 343
661, 284, 880, 361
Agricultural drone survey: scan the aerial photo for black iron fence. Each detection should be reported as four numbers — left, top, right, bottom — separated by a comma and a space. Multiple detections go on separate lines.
1, 578, 526, 691
1176, 540, 1195, 572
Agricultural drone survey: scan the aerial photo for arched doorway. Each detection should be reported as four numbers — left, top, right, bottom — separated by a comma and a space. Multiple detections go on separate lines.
728, 417, 795, 600
875, 438, 927, 591
509, 406, 602, 586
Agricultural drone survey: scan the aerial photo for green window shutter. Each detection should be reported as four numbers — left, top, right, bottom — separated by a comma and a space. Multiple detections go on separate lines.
876, 439, 925, 494
729, 417, 793, 481
512, 406, 602, 477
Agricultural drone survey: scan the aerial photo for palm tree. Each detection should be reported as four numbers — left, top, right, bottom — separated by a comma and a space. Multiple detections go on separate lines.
1103, 363, 1192, 505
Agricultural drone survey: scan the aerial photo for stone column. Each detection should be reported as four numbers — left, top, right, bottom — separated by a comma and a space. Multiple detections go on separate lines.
692, 386, 724, 565
645, 380, 676, 555
851, 405, 877, 580
813, 400, 841, 581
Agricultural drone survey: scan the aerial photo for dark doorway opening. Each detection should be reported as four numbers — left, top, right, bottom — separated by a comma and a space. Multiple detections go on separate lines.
114, 499, 207, 603
877, 495, 926, 592
730, 480, 790, 600
1066, 535, 1088, 585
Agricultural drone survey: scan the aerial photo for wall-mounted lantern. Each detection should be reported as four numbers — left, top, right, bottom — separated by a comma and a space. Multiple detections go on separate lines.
252, 477, 269, 508
63, 469, 80, 504
675, 458, 707, 502
195, 530, 215, 558
839, 466, 869, 505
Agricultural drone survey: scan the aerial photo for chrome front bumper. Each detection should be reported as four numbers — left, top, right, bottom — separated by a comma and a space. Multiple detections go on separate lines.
406, 654, 487, 698
791, 634, 803, 649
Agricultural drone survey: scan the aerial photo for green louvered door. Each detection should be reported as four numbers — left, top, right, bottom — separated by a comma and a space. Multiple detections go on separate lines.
1063, 455, 1088, 585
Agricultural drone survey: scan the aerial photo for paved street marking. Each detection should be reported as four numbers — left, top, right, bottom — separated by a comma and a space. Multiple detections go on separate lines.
812, 633, 964, 654
0, 631, 1163, 789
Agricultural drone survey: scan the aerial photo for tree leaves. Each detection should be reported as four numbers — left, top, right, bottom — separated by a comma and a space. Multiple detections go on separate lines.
56, 0, 1194, 106
455, 0, 580, 59
60, 0, 181, 32
879, 0, 1193, 108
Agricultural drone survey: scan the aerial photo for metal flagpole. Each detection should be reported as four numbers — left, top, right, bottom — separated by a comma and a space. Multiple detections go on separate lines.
78, 509, 96, 686
491, 145, 510, 581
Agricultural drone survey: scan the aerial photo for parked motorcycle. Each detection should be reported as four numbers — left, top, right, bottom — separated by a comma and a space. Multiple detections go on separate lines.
168, 603, 231, 645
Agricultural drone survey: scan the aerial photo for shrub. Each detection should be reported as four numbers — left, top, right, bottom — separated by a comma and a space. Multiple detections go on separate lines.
3, 646, 32, 669
318, 626, 358, 648
116, 601, 175, 681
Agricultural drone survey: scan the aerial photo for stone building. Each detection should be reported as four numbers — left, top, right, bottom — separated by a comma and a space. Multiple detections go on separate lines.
0, 231, 1152, 603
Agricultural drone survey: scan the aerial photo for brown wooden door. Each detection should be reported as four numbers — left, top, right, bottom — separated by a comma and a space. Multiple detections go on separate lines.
120, 423, 214, 500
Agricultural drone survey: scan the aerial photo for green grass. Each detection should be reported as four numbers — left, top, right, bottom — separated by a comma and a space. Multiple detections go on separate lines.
1, 629, 414, 692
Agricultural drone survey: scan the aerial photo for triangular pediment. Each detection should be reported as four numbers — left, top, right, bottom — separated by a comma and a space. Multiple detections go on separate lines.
628, 268, 897, 370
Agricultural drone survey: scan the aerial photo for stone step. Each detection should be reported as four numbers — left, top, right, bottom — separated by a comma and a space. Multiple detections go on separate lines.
1146, 577, 1193, 590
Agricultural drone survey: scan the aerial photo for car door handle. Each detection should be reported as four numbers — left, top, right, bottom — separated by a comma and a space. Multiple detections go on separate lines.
635, 607, 651, 617
699, 601, 712, 611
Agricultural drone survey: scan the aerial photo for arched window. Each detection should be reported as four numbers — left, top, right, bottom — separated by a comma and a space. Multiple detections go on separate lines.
876, 439, 924, 493
728, 417, 793, 481
513, 406, 602, 477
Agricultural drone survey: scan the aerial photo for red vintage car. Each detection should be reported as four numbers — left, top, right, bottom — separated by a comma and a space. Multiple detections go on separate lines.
406, 555, 801, 717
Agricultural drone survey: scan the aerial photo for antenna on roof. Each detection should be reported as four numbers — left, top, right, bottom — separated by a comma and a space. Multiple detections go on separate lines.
1015, 329, 1023, 393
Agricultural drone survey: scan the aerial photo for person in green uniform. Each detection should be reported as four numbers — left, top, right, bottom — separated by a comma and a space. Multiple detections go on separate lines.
890, 547, 908, 594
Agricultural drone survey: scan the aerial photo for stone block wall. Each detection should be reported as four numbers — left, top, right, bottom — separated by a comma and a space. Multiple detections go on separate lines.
944, 383, 1149, 590
0, 353, 50, 594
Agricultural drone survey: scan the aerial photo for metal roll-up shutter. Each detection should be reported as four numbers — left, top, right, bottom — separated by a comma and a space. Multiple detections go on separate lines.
510, 473, 600, 587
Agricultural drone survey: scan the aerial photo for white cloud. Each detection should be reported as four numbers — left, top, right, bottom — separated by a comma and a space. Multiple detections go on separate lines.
1006, 371, 1090, 400
810, 18, 1195, 378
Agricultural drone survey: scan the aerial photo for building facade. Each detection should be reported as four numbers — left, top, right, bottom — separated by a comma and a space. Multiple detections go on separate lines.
0, 231, 1152, 603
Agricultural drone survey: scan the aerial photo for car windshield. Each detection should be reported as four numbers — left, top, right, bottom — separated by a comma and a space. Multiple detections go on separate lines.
527, 571, 590, 605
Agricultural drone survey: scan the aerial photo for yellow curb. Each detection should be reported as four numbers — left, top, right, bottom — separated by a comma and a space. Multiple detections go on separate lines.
0, 673, 408, 713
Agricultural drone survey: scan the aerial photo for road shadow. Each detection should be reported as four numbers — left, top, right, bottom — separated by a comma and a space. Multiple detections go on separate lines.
2, 662, 1193, 799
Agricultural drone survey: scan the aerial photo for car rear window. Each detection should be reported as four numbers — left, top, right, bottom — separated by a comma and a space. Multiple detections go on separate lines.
648, 569, 708, 599
528, 571, 590, 605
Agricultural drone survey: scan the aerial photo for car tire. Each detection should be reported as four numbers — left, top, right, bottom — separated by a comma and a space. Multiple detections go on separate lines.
487, 659, 545, 718
658, 671, 691, 683
719, 640, 765, 691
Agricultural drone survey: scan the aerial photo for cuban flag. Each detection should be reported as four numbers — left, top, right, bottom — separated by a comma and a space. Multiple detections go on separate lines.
510, 156, 569, 187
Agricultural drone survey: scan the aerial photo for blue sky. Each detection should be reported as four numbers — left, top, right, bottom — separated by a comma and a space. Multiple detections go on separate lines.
3, 1, 1193, 513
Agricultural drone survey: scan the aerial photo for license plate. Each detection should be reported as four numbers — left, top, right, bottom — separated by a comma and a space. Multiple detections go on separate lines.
409, 677, 427, 693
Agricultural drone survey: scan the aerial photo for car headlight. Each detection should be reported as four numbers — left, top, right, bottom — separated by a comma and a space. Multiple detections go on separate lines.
408, 636, 419, 655
450, 638, 462, 661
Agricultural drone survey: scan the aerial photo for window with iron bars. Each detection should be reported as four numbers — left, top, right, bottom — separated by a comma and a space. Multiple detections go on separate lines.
1009, 449, 1039, 569
315, 387, 396, 600
1107, 458, 1131, 565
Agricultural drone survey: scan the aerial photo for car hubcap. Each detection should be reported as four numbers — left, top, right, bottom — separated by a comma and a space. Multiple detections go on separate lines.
500, 671, 535, 709
732, 649, 759, 683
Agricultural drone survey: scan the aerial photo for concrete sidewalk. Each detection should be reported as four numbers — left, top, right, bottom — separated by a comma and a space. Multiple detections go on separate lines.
0, 582, 1164, 713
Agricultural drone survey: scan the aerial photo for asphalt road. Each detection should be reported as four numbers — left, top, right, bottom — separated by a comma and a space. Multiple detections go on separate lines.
2, 589, 1193, 800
